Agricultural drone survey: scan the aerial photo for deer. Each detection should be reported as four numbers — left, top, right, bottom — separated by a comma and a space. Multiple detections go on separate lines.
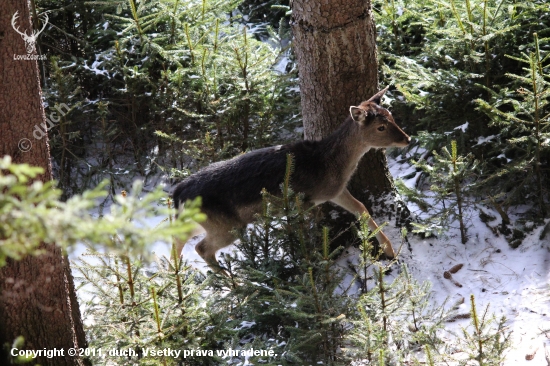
173, 87, 410, 273
11, 11, 49, 54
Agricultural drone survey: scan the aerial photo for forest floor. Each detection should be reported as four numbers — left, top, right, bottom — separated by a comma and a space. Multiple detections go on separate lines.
71, 151, 550, 365
167, 152, 550, 365
392, 151, 550, 364
396, 214, 550, 365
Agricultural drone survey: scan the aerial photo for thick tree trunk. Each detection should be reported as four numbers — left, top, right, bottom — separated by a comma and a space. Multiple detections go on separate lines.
291, 0, 409, 246
0, 1, 88, 365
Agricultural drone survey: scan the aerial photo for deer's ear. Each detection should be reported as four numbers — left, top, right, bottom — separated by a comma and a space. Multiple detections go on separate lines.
367, 86, 390, 105
350, 106, 365, 123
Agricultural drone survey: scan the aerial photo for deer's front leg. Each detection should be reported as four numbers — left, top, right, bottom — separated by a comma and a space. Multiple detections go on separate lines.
330, 189, 396, 258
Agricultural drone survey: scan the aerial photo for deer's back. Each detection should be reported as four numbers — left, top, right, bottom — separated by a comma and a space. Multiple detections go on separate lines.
173, 141, 333, 222
174, 146, 287, 220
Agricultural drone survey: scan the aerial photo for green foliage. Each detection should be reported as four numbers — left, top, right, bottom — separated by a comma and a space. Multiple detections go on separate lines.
454, 295, 512, 365
64, 155, 512, 365
0, 155, 211, 365
24, 2, 534, 363
75, 253, 216, 365
379, 0, 546, 133
38, 0, 299, 195
43, 56, 87, 195
6, 149, 498, 365
377, 0, 550, 224
355, 214, 388, 294
397, 140, 479, 242
0, 156, 203, 266
476, 33, 550, 216
345, 263, 455, 365
213, 155, 351, 364
239, 0, 291, 31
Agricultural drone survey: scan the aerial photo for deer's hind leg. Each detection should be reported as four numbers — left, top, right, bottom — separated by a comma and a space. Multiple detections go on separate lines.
195, 219, 238, 274
174, 225, 206, 258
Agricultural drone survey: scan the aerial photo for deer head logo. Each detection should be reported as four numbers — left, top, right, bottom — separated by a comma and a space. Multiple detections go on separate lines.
11, 11, 48, 54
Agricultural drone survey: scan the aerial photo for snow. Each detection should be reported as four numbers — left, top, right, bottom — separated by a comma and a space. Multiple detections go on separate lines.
70, 149, 550, 364
497, 153, 512, 163
454, 122, 469, 133
274, 56, 291, 74
475, 134, 497, 146
82, 57, 110, 77
145, 181, 549, 364
388, 149, 550, 365
395, 218, 549, 364
235, 321, 256, 330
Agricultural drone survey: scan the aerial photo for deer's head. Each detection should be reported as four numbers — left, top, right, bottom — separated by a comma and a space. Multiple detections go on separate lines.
11, 11, 48, 54
350, 86, 411, 149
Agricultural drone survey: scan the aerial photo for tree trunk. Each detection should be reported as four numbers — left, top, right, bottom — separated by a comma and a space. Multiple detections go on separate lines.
0, 1, 88, 365
291, 0, 409, 247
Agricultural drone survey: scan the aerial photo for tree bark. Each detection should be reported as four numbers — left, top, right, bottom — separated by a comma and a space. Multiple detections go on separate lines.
0, 1, 88, 365
291, 0, 409, 246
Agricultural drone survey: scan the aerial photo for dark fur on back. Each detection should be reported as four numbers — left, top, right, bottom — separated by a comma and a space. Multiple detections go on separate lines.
173, 145, 286, 220
171, 118, 357, 222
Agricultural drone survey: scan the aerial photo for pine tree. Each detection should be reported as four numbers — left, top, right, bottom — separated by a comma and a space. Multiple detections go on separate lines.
454, 295, 511, 366
398, 140, 478, 243
476, 33, 550, 218
212, 155, 351, 365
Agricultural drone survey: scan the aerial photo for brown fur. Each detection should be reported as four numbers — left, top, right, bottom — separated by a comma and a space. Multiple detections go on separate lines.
173, 87, 410, 273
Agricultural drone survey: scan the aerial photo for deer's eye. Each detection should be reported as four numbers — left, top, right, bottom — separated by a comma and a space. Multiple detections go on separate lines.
377, 125, 386, 132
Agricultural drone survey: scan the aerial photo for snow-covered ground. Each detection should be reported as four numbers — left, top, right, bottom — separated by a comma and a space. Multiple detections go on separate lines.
392, 216, 550, 364
165, 151, 550, 364
387, 148, 550, 365
71, 148, 550, 364
148, 211, 550, 364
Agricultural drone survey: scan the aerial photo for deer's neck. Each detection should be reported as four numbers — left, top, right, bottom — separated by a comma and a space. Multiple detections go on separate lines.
320, 118, 370, 183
